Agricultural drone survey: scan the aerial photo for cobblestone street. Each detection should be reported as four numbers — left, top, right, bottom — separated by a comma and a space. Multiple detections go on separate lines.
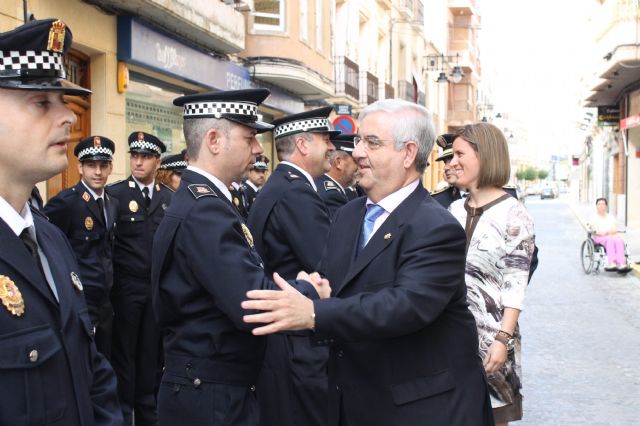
519, 196, 640, 425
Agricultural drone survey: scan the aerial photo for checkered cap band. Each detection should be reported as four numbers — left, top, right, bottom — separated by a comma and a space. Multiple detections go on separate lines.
254, 161, 267, 168
0, 50, 65, 74
183, 101, 257, 118
77, 146, 113, 159
160, 160, 187, 170
130, 140, 163, 154
274, 118, 332, 138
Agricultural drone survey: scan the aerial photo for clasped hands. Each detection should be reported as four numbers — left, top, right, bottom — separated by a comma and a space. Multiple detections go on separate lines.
241, 271, 330, 336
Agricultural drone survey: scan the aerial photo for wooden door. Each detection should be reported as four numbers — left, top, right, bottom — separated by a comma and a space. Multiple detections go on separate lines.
46, 50, 91, 200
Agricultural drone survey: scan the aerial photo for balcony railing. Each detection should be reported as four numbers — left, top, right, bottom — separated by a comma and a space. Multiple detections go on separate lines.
398, 80, 415, 102
360, 71, 379, 105
334, 56, 360, 100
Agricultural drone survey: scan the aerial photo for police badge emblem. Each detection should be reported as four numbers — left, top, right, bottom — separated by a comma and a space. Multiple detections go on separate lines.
0, 275, 25, 317
241, 224, 254, 248
93, 136, 102, 148
47, 20, 65, 53
82, 191, 90, 202
129, 200, 139, 213
70, 272, 83, 291
156, 184, 160, 192
84, 216, 94, 231
128, 181, 136, 188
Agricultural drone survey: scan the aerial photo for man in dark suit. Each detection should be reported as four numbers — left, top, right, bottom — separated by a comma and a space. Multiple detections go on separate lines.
243, 99, 494, 426
247, 106, 337, 426
44, 135, 119, 357
242, 154, 269, 212
315, 133, 358, 219
0, 18, 123, 425
107, 131, 173, 426
151, 89, 327, 426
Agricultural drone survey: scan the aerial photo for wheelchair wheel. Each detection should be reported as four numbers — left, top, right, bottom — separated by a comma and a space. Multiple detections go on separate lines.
581, 239, 595, 274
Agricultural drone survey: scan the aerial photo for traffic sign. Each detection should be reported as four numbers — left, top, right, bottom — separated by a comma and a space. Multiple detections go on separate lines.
332, 115, 357, 134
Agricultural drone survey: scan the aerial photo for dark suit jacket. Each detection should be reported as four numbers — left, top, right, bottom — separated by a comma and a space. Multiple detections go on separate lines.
44, 181, 118, 314
0, 211, 122, 425
241, 181, 258, 212
315, 174, 349, 220
151, 170, 317, 425
313, 183, 493, 426
246, 163, 331, 426
106, 176, 172, 279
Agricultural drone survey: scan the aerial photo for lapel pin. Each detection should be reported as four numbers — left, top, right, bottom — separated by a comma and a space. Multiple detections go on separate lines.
384, 233, 392, 240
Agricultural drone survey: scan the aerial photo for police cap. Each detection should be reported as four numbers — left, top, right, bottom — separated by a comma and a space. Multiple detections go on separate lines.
160, 150, 187, 171
74, 135, 115, 162
0, 19, 90, 96
435, 133, 456, 162
272, 106, 340, 139
331, 133, 356, 155
252, 154, 270, 171
128, 131, 167, 156
173, 89, 273, 133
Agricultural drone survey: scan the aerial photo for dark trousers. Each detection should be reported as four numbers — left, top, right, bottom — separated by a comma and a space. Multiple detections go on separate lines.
85, 285, 114, 359
111, 272, 162, 426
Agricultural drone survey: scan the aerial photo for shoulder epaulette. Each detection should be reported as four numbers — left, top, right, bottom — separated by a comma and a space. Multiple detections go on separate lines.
106, 179, 124, 187
430, 185, 451, 196
188, 184, 217, 199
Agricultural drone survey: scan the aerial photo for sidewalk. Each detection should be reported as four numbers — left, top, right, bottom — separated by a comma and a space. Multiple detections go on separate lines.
568, 197, 640, 277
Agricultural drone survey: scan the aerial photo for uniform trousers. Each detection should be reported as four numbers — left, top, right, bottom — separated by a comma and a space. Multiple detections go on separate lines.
111, 272, 162, 426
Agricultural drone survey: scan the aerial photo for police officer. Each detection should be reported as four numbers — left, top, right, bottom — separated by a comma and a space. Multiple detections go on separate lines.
107, 131, 173, 426
247, 106, 337, 426
157, 149, 187, 191
242, 154, 269, 212
151, 88, 325, 426
0, 18, 122, 424
44, 135, 119, 357
315, 133, 358, 219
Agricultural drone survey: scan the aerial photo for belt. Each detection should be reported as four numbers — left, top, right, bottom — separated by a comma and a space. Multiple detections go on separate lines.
164, 354, 261, 386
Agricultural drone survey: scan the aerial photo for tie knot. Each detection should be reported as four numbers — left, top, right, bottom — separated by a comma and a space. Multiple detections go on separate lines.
142, 187, 149, 195
364, 204, 385, 223
19, 228, 38, 256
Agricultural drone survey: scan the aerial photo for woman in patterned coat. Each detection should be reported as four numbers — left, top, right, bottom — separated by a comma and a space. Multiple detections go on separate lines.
448, 122, 535, 425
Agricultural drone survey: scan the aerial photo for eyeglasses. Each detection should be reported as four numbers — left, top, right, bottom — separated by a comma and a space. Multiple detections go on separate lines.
353, 135, 395, 150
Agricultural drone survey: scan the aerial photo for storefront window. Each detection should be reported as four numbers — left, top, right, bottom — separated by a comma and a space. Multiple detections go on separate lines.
126, 79, 185, 154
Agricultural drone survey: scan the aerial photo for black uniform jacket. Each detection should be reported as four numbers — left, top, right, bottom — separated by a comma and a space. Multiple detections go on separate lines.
241, 181, 258, 212
246, 163, 331, 426
313, 184, 494, 426
0, 211, 123, 425
44, 182, 118, 308
315, 174, 349, 220
150, 170, 318, 393
106, 176, 172, 278
247, 163, 331, 278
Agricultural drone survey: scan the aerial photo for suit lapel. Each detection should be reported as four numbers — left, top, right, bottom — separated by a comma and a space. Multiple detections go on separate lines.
105, 193, 117, 229
337, 184, 427, 294
148, 183, 164, 214
0, 220, 58, 308
75, 182, 104, 225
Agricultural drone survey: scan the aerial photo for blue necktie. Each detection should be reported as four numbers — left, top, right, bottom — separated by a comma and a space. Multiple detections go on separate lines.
360, 204, 385, 251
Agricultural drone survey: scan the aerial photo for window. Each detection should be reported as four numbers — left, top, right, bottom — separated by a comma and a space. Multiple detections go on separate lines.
315, 0, 323, 50
254, 0, 285, 31
300, 0, 308, 42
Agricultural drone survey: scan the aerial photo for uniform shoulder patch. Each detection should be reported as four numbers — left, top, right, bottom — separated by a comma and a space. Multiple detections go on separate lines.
430, 185, 451, 196
323, 180, 338, 191
188, 184, 217, 199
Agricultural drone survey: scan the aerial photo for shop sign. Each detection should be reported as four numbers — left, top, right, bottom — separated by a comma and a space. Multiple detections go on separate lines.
334, 104, 352, 116
597, 105, 619, 126
620, 114, 640, 130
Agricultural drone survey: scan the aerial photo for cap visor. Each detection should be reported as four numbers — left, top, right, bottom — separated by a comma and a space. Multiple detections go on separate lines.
0, 78, 91, 96
435, 154, 452, 162
81, 155, 113, 162
226, 117, 274, 133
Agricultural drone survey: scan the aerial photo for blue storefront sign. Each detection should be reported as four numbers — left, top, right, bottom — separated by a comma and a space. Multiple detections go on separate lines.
117, 16, 302, 113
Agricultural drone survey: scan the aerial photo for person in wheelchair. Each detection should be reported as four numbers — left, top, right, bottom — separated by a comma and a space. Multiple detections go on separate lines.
588, 197, 629, 271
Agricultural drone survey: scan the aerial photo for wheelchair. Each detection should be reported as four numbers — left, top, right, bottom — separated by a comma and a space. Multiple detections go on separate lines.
580, 231, 630, 274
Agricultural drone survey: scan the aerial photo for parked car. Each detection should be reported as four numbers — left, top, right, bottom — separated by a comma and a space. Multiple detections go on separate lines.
525, 185, 540, 196
540, 186, 558, 199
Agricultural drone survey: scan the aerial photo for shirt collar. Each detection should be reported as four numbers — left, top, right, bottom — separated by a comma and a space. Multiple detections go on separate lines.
0, 196, 34, 237
245, 180, 259, 192
187, 165, 233, 202
81, 180, 103, 199
280, 161, 317, 192
132, 176, 154, 196
367, 179, 420, 214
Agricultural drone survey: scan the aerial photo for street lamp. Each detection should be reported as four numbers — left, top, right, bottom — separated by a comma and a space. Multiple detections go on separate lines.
424, 53, 465, 84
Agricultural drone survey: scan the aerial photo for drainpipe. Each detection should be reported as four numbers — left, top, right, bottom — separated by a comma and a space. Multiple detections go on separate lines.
23, 0, 28, 22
